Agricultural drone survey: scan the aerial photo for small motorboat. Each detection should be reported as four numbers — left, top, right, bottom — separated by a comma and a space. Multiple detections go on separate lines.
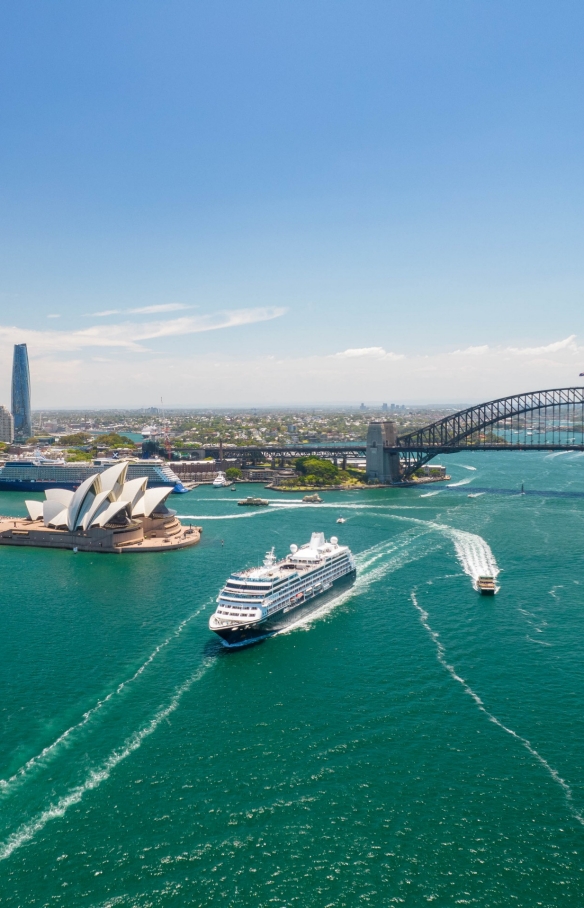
336, 517, 346, 524
477, 576, 496, 595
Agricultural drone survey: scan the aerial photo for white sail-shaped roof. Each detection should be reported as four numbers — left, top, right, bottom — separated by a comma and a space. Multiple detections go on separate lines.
43, 500, 69, 528
67, 474, 102, 531
90, 499, 130, 528
99, 461, 128, 499
25, 500, 43, 521
80, 490, 111, 531
45, 488, 74, 505
74, 491, 96, 530
132, 486, 173, 517
121, 477, 148, 515
31, 460, 176, 536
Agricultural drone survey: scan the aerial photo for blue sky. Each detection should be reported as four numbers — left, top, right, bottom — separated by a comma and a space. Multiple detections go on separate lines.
0, 1, 583, 406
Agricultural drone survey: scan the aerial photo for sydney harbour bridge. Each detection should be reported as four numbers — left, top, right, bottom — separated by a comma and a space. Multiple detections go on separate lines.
202, 387, 584, 483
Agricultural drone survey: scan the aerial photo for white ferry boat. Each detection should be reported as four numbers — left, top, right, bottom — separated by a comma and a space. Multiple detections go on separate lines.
209, 532, 356, 647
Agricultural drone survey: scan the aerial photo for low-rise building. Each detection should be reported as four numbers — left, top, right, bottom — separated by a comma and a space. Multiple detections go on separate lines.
420, 464, 447, 478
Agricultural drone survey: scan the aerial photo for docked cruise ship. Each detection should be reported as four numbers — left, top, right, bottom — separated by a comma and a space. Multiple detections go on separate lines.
0, 458, 187, 493
209, 532, 356, 646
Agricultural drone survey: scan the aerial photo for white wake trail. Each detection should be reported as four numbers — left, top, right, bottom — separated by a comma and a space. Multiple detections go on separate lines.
446, 478, 472, 488
448, 528, 499, 589
0, 660, 214, 861
378, 513, 499, 591
276, 530, 438, 638
411, 592, 584, 827
0, 602, 211, 796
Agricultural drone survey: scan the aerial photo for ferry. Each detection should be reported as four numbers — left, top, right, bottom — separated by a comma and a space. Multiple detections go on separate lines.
0, 458, 187, 493
238, 497, 269, 506
477, 576, 497, 595
209, 532, 356, 647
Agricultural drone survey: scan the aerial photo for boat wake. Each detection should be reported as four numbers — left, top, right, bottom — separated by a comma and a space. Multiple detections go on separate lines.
0, 600, 213, 798
0, 659, 214, 861
446, 478, 472, 488
411, 592, 584, 827
276, 530, 438, 639
176, 509, 282, 520
448, 528, 499, 590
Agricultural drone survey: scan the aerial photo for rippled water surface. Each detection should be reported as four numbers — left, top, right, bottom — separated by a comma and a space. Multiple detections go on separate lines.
1, 451, 584, 905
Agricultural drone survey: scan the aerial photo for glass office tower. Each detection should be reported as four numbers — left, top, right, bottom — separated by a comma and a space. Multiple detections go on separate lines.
11, 343, 32, 441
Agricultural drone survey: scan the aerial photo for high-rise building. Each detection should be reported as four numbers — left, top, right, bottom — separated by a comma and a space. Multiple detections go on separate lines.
11, 343, 32, 441
0, 405, 14, 443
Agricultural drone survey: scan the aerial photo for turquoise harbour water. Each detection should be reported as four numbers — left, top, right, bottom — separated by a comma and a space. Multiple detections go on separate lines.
1, 452, 584, 905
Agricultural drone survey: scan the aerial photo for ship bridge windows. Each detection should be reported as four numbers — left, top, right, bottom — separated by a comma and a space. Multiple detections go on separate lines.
225, 581, 270, 591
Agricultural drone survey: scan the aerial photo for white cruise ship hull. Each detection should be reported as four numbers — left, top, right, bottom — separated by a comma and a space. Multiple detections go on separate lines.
212, 569, 356, 647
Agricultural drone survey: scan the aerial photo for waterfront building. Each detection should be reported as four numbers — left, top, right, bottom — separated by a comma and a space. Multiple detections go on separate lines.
0, 405, 14, 443
0, 460, 201, 554
11, 344, 32, 441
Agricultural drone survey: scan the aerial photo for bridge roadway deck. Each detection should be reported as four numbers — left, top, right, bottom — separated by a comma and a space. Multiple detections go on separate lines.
202, 442, 584, 460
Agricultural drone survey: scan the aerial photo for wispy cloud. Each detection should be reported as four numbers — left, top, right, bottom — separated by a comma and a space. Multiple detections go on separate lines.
452, 345, 489, 356
505, 335, 577, 356
0, 307, 287, 354
90, 303, 192, 317
452, 335, 577, 357
335, 346, 404, 360
47, 313, 61, 319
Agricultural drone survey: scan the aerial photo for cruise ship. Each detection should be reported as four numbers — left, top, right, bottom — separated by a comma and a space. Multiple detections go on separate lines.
209, 532, 356, 646
0, 458, 188, 493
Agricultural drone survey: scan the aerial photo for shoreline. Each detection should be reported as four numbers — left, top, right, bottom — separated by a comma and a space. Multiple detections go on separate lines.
264, 476, 450, 492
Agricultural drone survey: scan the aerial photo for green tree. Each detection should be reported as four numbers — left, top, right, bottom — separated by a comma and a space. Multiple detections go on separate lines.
225, 467, 242, 481
294, 457, 339, 484
66, 449, 93, 462
95, 433, 136, 448
59, 432, 91, 446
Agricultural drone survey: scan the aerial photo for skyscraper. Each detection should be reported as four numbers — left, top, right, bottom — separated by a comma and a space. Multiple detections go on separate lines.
11, 344, 32, 441
0, 405, 14, 443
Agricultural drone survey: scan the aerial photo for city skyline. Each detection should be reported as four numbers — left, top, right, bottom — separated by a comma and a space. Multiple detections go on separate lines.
1, 2, 583, 406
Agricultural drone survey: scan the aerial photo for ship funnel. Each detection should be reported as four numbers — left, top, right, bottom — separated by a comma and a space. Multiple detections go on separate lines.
309, 532, 325, 550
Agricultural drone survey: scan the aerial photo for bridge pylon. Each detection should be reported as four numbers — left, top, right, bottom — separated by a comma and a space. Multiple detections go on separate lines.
365, 421, 401, 483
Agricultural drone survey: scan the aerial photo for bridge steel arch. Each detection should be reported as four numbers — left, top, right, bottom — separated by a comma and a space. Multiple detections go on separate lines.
391, 387, 584, 481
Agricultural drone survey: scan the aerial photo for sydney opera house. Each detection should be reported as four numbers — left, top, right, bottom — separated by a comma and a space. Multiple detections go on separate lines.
0, 461, 200, 553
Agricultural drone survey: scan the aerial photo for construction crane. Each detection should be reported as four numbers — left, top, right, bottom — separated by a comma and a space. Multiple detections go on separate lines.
160, 397, 172, 460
